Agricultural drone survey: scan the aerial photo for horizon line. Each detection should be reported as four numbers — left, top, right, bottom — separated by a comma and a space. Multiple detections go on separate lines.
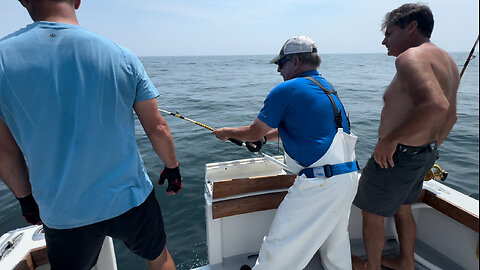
138, 50, 478, 58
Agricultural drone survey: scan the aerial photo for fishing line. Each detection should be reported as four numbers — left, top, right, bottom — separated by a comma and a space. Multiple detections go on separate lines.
460, 35, 479, 79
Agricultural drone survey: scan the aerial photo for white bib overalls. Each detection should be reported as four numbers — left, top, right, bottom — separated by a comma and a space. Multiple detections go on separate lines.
253, 77, 359, 270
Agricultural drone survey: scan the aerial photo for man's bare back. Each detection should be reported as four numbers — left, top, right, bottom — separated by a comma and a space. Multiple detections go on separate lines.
379, 42, 459, 147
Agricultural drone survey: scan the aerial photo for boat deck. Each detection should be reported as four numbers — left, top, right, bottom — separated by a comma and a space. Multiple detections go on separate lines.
194, 237, 464, 270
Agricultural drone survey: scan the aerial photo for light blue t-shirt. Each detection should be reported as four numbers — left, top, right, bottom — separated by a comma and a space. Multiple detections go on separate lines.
0, 22, 158, 229
258, 70, 350, 167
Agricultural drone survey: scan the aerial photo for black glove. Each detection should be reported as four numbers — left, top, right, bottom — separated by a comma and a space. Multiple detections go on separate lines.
158, 166, 182, 195
16, 194, 42, 225
246, 136, 267, 152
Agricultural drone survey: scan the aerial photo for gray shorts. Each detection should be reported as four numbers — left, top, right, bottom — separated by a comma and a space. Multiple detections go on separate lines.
353, 142, 438, 217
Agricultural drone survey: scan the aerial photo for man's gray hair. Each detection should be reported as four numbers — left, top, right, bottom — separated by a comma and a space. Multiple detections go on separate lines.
286, 52, 321, 68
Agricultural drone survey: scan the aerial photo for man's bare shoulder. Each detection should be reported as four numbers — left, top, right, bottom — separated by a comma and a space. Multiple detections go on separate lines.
397, 43, 454, 66
395, 43, 457, 78
393, 47, 430, 80
395, 44, 433, 65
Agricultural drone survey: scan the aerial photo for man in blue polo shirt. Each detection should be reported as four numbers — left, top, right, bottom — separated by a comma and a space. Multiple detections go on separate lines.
213, 36, 359, 270
0, 1, 181, 269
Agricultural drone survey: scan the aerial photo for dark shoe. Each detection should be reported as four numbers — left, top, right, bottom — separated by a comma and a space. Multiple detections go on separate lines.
240, 265, 252, 270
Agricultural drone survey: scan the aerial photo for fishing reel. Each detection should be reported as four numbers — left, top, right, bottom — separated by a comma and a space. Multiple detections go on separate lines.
424, 164, 448, 181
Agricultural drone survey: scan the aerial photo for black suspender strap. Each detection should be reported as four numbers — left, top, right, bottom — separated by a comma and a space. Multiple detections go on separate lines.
305, 76, 348, 129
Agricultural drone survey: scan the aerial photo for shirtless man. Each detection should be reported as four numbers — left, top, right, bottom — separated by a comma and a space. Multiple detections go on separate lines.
352, 3, 459, 270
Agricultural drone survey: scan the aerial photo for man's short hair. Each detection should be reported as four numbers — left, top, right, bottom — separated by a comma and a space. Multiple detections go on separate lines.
286, 52, 322, 68
382, 3, 434, 38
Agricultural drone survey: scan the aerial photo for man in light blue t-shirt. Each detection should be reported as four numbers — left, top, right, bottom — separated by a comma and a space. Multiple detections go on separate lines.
0, 1, 180, 269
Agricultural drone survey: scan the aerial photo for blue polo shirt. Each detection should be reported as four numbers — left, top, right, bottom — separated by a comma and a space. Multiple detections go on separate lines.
0, 22, 158, 229
258, 70, 350, 167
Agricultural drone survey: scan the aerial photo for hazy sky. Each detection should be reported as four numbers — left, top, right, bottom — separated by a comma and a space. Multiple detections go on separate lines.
1, 0, 478, 56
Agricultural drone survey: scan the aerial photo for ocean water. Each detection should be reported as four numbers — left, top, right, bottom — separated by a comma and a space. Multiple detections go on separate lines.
0, 53, 478, 269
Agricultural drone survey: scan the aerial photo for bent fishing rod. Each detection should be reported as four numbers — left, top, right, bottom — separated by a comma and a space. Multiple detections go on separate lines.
158, 108, 292, 172
158, 108, 242, 146
460, 35, 479, 79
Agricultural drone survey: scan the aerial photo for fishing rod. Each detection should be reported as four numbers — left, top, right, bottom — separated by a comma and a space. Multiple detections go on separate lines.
158, 108, 242, 146
158, 108, 291, 171
460, 35, 479, 79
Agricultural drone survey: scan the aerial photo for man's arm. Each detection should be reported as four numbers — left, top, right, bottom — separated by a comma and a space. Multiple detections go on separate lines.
0, 119, 41, 224
134, 98, 182, 195
265, 128, 280, 143
436, 85, 458, 145
436, 111, 457, 145
374, 50, 450, 168
133, 98, 179, 169
212, 118, 273, 142
0, 119, 31, 198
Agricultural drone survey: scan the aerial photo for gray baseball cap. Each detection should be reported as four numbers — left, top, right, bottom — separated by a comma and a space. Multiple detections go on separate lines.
270, 35, 318, 64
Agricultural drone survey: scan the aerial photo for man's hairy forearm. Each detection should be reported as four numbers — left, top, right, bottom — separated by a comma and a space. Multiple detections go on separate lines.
146, 124, 179, 169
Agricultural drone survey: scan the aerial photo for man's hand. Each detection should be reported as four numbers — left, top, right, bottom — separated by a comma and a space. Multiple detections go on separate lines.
373, 137, 397, 169
246, 136, 267, 152
212, 128, 231, 141
16, 194, 42, 225
158, 166, 182, 195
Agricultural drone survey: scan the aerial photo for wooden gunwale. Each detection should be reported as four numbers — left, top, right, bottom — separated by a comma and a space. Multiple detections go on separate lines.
212, 175, 479, 233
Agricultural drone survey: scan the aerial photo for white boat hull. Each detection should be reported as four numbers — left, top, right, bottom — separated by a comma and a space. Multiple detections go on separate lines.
196, 156, 479, 270
0, 225, 117, 270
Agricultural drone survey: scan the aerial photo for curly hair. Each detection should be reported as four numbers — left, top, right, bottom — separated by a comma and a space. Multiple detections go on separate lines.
382, 3, 434, 38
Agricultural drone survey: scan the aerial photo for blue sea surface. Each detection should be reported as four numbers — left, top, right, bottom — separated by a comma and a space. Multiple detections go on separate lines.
0, 53, 478, 269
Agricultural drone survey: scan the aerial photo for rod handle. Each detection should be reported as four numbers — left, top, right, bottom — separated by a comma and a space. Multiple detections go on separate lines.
228, 138, 244, 146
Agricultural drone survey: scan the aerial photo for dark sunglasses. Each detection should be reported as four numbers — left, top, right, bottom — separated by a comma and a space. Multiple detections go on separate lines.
277, 57, 291, 69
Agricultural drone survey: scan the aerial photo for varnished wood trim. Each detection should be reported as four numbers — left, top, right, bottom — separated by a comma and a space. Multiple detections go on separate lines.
212, 174, 296, 199
13, 254, 34, 270
212, 191, 288, 219
212, 176, 479, 233
14, 246, 48, 270
31, 246, 49, 267
421, 190, 479, 233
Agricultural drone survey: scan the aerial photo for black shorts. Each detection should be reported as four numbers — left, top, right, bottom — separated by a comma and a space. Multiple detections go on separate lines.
353, 142, 438, 217
43, 190, 166, 270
